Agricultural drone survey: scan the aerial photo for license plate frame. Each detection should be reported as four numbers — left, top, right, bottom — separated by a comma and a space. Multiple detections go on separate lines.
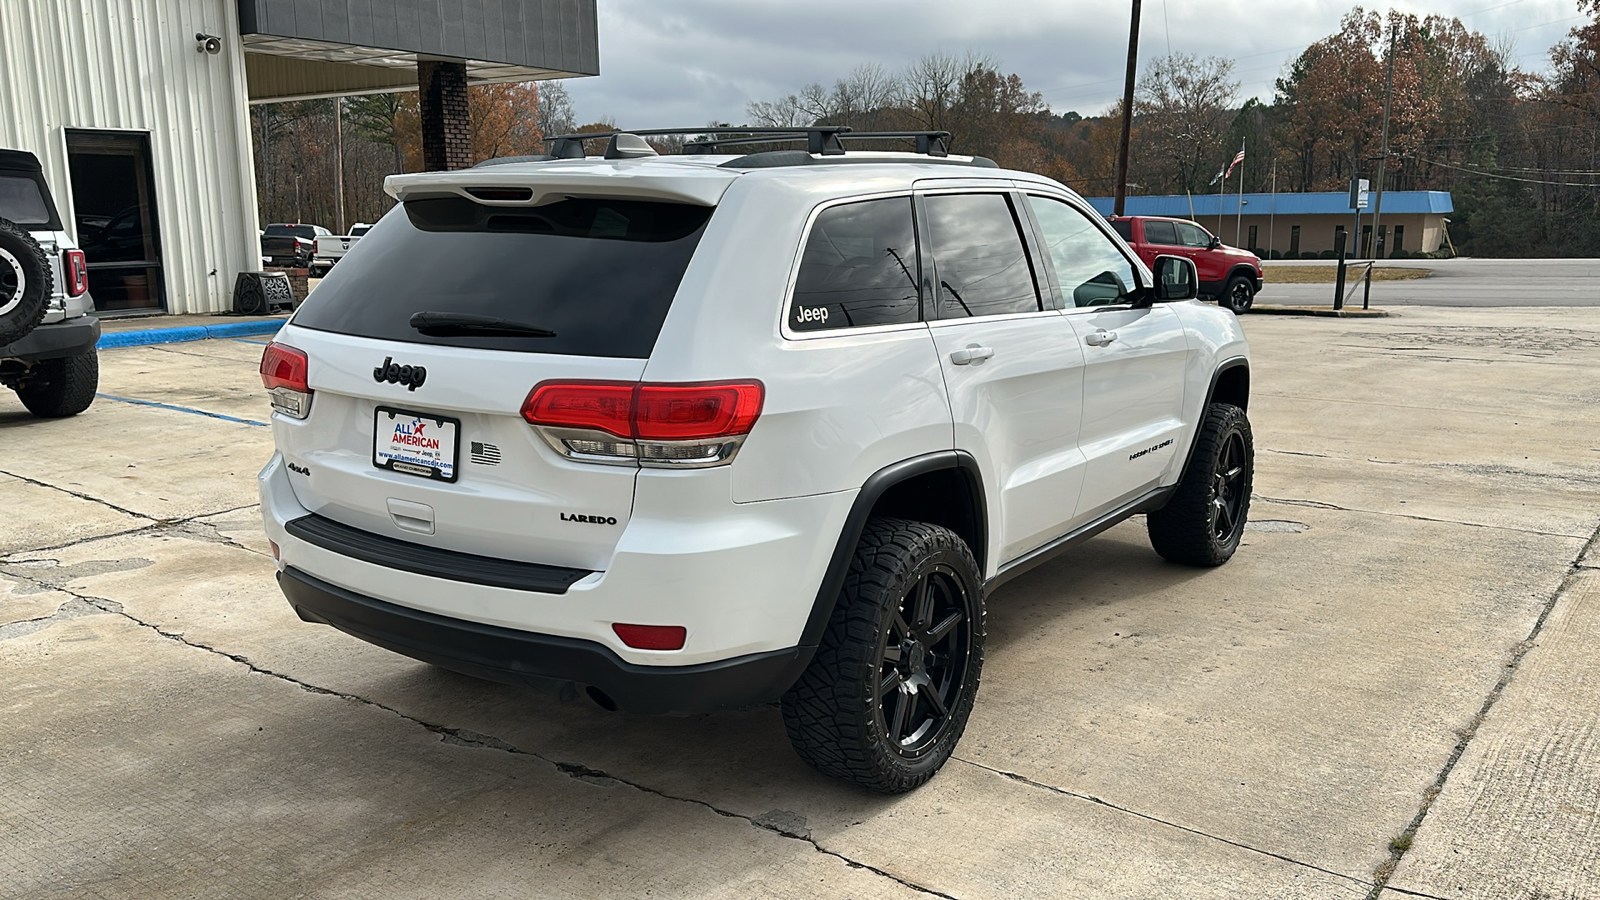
373, 406, 460, 483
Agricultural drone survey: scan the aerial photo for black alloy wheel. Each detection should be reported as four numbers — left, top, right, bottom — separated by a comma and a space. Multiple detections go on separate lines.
877, 563, 974, 757
782, 518, 984, 793
1210, 429, 1249, 545
1222, 275, 1255, 314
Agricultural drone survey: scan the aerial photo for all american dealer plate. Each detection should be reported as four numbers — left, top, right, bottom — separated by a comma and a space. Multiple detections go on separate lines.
373, 407, 460, 482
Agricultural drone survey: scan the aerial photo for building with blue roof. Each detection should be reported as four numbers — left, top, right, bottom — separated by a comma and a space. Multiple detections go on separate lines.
1084, 191, 1454, 258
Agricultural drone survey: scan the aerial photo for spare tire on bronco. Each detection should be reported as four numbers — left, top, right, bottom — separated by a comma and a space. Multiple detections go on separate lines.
0, 216, 51, 346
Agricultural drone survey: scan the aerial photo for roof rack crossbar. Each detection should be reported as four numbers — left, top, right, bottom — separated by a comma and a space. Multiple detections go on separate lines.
833, 131, 952, 157
547, 126, 855, 160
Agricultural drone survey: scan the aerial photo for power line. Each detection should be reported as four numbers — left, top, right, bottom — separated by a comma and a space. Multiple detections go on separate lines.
1407, 154, 1600, 186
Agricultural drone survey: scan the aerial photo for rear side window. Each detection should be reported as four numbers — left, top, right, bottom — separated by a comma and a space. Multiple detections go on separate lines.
292, 196, 713, 358
0, 175, 52, 226
924, 193, 1040, 319
1142, 220, 1179, 245
789, 197, 920, 332
1110, 220, 1133, 241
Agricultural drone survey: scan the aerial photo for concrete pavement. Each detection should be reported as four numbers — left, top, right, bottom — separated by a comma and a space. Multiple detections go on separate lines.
4, 308, 1599, 898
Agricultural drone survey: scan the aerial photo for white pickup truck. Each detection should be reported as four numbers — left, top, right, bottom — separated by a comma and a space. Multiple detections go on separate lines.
311, 223, 370, 276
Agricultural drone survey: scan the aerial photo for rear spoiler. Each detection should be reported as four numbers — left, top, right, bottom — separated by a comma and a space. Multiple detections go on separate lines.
384, 167, 736, 209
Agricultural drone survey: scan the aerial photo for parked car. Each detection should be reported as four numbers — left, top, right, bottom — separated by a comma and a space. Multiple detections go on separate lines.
0, 148, 99, 417
311, 223, 370, 276
1108, 216, 1263, 313
258, 128, 1253, 793
261, 223, 328, 269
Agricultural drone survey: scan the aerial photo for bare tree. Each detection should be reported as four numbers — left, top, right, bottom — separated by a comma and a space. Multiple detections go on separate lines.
535, 80, 577, 138
1134, 53, 1241, 194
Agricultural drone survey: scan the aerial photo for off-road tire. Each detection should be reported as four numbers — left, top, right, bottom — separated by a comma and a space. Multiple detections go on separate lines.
16, 349, 98, 418
1147, 402, 1252, 566
1221, 275, 1255, 314
781, 518, 984, 793
0, 217, 52, 346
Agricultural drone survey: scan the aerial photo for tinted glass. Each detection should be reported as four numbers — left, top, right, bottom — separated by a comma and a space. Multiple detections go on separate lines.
1028, 196, 1139, 308
292, 197, 713, 358
1143, 220, 1179, 245
0, 175, 51, 226
1175, 221, 1211, 248
924, 193, 1039, 319
266, 224, 316, 239
350, 225, 371, 237
790, 197, 920, 332
1111, 220, 1133, 241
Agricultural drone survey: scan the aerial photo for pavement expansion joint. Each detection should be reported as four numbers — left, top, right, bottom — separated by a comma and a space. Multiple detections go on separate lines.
1252, 494, 1588, 539
1, 563, 963, 900
0, 502, 268, 563
1362, 518, 1600, 898
952, 757, 1375, 891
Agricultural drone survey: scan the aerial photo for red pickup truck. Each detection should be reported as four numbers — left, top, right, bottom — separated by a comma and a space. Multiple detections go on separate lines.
1109, 216, 1263, 314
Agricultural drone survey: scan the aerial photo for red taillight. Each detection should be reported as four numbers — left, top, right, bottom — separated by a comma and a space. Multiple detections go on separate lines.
522, 380, 764, 468
63, 249, 88, 297
634, 382, 764, 441
520, 381, 636, 438
612, 623, 687, 651
260, 342, 309, 392
260, 342, 312, 418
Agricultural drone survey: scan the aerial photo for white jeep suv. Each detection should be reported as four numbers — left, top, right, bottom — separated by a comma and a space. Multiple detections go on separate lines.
258, 128, 1253, 793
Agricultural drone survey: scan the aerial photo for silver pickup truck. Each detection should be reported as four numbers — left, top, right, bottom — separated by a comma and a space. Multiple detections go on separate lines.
0, 148, 99, 418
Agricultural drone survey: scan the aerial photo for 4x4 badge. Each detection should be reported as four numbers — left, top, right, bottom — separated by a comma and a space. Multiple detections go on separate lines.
373, 357, 426, 391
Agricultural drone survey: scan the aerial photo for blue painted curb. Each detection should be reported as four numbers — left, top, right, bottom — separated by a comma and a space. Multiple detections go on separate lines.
98, 318, 287, 349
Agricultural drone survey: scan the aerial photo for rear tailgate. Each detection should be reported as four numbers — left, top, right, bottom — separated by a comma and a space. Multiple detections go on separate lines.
272, 181, 724, 572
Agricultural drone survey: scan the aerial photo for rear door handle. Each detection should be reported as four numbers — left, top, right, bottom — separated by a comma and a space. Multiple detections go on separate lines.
950, 344, 994, 366
1085, 330, 1118, 347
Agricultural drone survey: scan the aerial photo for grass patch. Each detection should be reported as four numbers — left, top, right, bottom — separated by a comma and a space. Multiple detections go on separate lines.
1389, 833, 1414, 852
1266, 266, 1432, 284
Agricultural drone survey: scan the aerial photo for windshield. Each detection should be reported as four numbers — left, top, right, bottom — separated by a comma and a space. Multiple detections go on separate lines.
265, 224, 316, 239
291, 196, 714, 358
0, 175, 53, 227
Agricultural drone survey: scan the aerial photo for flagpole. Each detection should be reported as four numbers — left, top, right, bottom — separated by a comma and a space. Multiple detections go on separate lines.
1235, 141, 1245, 247
1186, 189, 1195, 222
1216, 166, 1224, 235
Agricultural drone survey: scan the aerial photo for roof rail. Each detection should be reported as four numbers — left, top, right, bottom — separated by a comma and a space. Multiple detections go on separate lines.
546, 126, 853, 160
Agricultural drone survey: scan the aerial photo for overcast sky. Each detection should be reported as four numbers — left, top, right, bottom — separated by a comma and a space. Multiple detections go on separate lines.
562, 0, 1586, 128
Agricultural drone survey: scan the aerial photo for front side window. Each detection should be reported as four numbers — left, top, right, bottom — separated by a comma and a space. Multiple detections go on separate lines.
1028, 196, 1139, 308
1175, 221, 1212, 248
924, 192, 1040, 319
789, 197, 920, 332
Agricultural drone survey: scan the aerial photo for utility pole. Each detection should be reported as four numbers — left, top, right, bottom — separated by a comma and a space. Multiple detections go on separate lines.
1113, 0, 1142, 216
1371, 20, 1396, 260
334, 97, 346, 234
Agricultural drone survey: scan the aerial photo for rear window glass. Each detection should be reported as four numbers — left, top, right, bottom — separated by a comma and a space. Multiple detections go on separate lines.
350, 225, 370, 237
924, 193, 1040, 319
291, 196, 713, 358
266, 224, 316, 239
1110, 220, 1133, 241
790, 197, 920, 332
0, 175, 52, 226
1142, 220, 1179, 245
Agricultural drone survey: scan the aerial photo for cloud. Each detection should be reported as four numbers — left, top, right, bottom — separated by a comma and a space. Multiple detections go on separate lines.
561, 0, 1583, 128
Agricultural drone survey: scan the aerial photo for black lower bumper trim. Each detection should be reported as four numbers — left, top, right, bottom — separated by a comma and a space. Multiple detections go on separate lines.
0, 316, 100, 361
277, 566, 812, 715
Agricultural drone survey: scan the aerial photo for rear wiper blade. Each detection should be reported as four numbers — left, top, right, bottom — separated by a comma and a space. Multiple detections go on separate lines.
409, 311, 557, 338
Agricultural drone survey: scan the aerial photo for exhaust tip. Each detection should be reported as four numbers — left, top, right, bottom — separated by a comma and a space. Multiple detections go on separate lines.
584, 685, 619, 712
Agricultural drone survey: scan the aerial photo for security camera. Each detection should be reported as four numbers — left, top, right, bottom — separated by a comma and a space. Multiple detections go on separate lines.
195, 33, 222, 55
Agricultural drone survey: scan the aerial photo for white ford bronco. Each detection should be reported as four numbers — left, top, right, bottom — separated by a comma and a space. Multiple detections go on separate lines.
259, 127, 1253, 793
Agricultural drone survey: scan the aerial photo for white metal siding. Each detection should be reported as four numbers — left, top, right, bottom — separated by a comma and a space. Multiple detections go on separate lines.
0, 0, 260, 314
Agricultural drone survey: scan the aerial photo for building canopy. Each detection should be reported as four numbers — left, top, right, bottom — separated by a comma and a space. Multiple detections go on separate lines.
237, 0, 598, 102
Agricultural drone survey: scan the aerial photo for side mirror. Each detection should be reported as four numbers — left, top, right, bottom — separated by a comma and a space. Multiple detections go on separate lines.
1207, 235, 1222, 250
1152, 255, 1198, 301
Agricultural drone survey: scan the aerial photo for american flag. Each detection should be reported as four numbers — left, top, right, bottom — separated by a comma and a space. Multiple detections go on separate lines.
1224, 146, 1246, 179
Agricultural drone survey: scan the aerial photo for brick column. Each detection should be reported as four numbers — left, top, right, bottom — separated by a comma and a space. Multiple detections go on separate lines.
417, 60, 471, 171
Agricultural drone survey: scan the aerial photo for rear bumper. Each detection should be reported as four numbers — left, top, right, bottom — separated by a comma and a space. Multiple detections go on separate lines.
0, 315, 100, 361
279, 566, 810, 714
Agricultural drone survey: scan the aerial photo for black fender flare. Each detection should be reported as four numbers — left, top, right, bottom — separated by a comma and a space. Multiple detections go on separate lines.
1165, 357, 1250, 503
798, 450, 986, 649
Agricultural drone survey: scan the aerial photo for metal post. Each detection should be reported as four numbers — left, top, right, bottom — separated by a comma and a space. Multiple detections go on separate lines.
1333, 230, 1347, 311
1362, 263, 1373, 310
1267, 160, 1276, 260
333, 97, 346, 235
1372, 22, 1396, 261
1112, 0, 1142, 217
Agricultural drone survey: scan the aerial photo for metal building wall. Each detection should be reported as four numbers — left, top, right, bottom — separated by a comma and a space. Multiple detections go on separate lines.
0, 0, 260, 314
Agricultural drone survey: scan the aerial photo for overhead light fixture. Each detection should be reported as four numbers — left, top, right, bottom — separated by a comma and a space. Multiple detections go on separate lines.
196, 33, 222, 55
